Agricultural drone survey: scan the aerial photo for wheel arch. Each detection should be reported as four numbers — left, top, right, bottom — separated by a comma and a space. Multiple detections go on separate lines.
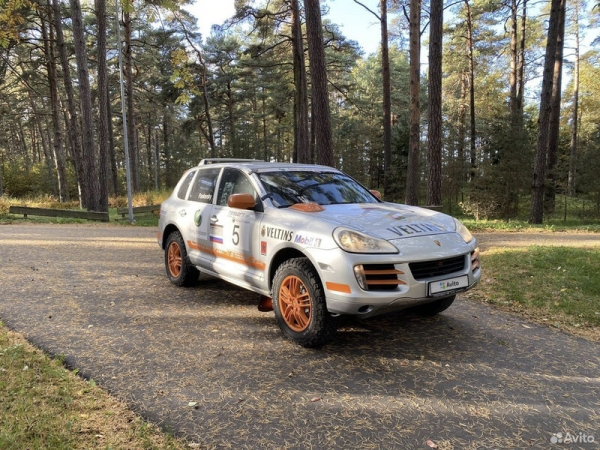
268, 247, 316, 291
161, 223, 181, 249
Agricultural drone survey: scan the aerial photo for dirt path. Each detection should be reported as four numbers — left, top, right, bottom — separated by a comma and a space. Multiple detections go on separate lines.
0, 224, 598, 449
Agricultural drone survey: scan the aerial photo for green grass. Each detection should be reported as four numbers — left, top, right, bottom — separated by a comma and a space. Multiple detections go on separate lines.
462, 218, 600, 233
0, 323, 185, 450
475, 246, 600, 332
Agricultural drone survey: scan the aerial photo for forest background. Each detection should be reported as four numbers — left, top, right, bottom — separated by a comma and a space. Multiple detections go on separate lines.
0, 0, 599, 223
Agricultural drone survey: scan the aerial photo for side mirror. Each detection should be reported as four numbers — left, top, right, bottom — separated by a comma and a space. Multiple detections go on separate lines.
370, 190, 382, 200
228, 193, 256, 210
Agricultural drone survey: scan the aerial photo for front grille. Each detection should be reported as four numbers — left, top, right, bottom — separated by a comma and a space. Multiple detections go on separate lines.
409, 255, 465, 280
362, 264, 405, 291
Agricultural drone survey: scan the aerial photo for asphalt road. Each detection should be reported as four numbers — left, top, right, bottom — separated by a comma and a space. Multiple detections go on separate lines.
0, 224, 598, 449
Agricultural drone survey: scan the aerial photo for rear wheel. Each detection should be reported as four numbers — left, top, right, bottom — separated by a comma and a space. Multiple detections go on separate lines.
412, 295, 456, 316
165, 231, 199, 287
272, 258, 337, 348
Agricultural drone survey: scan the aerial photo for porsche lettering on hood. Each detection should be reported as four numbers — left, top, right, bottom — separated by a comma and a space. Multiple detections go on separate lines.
314, 204, 452, 240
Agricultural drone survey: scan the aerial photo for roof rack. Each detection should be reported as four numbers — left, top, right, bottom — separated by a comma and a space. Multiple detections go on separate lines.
198, 158, 265, 165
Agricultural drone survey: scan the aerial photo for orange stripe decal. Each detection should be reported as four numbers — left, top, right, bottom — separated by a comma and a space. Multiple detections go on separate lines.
326, 282, 352, 294
187, 240, 266, 270
187, 240, 202, 251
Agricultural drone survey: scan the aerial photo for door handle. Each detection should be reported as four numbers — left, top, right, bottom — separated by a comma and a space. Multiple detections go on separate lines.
210, 215, 218, 223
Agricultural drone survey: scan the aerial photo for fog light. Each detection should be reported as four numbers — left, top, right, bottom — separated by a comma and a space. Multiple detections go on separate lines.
353, 265, 368, 290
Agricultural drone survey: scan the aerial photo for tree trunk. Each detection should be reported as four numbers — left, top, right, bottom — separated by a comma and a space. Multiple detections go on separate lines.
457, 72, 467, 183
95, 0, 109, 211
465, 0, 477, 183
70, 0, 100, 211
124, 10, 139, 192
303, 0, 333, 166
405, 0, 421, 205
154, 127, 160, 190
544, 0, 566, 214
146, 118, 152, 189
517, 0, 527, 118
42, 6, 69, 202
509, 0, 518, 122
262, 93, 268, 161
427, 0, 443, 207
52, 0, 86, 207
310, 97, 316, 163
292, 0, 310, 163
107, 90, 119, 195
568, 0, 580, 197
27, 90, 54, 186
18, 120, 30, 171
27, 89, 51, 172
227, 80, 237, 157
251, 82, 258, 160
529, 0, 564, 224
201, 68, 216, 158
380, 0, 392, 196
163, 109, 173, 187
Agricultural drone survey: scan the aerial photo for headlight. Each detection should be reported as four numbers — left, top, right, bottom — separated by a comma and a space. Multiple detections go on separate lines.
454, 218, 473, 243
333, 228, 399, 254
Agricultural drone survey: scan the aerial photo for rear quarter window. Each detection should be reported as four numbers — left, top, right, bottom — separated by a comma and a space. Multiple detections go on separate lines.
177, 170, 197, 199
189, 168, 221, 203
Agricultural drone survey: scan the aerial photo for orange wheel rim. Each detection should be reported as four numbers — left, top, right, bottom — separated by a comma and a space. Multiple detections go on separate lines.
167, 241, 182, 277
278, 275, 312, 332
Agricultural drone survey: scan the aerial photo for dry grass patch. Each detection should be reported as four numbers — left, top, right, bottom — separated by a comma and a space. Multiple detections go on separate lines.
0, 324, 186, 450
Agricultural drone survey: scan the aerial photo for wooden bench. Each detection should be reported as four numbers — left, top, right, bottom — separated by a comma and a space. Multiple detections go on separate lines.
116, 204, 161, 219
8, 206, 109, 222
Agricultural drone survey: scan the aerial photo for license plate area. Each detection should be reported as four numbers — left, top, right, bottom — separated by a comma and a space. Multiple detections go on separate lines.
428, 275, 469, 297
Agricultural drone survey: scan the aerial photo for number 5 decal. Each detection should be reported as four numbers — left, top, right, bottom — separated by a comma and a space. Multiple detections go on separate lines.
232, 224, 240, 246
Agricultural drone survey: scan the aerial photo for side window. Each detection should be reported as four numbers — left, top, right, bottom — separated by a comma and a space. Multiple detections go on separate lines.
189, 168, 221, 203
217, 168, 256, 206
177, 170, 196, 200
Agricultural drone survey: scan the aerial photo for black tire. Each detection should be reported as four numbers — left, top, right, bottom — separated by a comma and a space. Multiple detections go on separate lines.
165, 231, 199, 287
412, 295, 456, 317
272, 257, 337, 348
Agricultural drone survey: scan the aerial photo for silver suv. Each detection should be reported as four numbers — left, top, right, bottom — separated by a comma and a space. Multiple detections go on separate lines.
158, 159, 481, 347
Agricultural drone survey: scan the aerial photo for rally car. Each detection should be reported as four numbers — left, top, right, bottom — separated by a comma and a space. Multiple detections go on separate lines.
158, 159, 481, 347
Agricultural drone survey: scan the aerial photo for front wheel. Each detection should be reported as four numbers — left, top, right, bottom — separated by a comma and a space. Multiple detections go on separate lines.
411, 295, 456, 317
272, 258, 337, 348
165, 231, 199, 287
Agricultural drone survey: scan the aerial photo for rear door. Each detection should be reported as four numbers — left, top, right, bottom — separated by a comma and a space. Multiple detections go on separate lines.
182, 167, 221, 268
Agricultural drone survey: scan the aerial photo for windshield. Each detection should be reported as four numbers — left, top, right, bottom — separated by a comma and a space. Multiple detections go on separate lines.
257, 171, 378, 208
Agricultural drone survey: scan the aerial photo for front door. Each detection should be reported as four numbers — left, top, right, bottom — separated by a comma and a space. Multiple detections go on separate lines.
206, 168, 265, 289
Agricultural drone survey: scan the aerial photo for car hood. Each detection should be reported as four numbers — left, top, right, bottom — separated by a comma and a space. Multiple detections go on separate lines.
318, 203, 456, 241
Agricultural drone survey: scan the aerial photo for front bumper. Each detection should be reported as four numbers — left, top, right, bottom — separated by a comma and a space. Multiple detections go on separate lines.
307, 234, 481, 317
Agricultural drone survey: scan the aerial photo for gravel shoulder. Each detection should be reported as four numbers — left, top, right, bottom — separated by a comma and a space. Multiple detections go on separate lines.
0, 224, 598, 449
